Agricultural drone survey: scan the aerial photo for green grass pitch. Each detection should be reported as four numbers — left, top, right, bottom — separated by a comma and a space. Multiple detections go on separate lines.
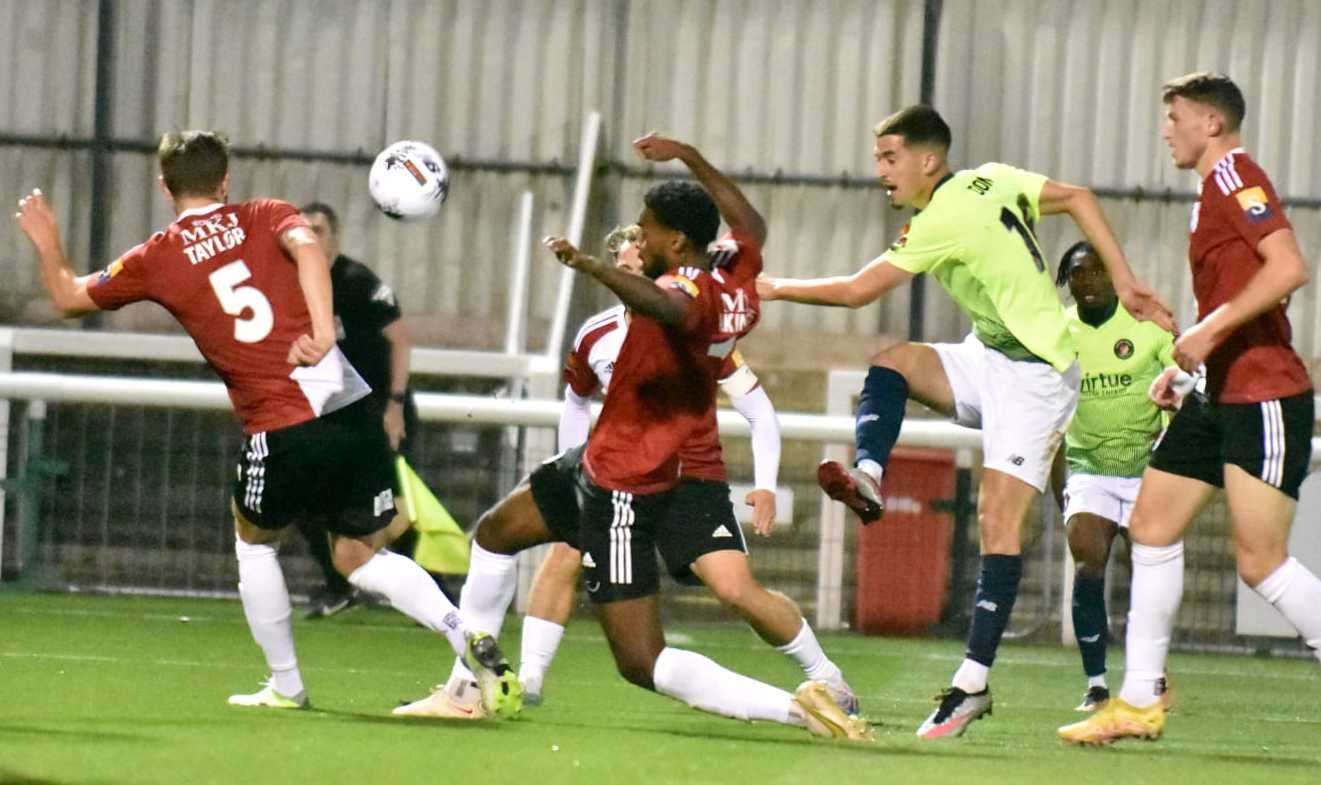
1, 593, 1317, 785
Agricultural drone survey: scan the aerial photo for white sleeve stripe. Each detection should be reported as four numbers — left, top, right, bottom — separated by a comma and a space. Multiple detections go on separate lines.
1214, 170, 1232, 196
572, 308, 623, 350
1221, 158, 1244, 189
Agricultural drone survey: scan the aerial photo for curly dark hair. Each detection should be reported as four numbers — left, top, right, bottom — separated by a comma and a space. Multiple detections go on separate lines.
1056, 240, 1095, 288
643, 181, 719, 251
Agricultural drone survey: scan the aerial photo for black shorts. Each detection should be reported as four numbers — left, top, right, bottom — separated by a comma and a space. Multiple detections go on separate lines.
233, 400, 398, 536
576, 475, 673, 604
1149, 391, 1313, 500
528, 445, 586, 548
656, 479, 748, 586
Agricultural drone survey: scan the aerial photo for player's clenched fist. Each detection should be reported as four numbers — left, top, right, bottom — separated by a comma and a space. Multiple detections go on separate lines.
632, 132, 690, 163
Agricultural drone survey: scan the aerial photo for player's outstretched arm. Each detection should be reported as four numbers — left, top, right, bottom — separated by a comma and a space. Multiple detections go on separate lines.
1172, 228, 1310, 372
543, 236, 690, 327
758, 256, 913, 308
633, 133, 767, 247
14, 189, 100, 317
1038, 180, 1176, 332
280, 226, 336, 366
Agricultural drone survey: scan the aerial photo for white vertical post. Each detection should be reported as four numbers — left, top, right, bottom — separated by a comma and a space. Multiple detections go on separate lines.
544, 111, 602, 361
504, 191, 535, 356
0, 328, 11, 579
816, 369, 864, 630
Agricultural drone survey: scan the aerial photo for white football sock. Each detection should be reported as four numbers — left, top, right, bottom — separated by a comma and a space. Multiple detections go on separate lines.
1087, 674, 1107, 689
235, 538, 303, 697
857, 459, 884, 485
1252, 557, 1321, 663
519, 616, 566, 684
652, 647, 798, 725
445, 542, 520, 683
347, 549, 467, 655
951, 659, 989, 694
775, 620, 844, 686
1119, 541, 1184, 708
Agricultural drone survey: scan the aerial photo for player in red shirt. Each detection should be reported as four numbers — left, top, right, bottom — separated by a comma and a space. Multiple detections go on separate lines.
515, 224, 857, 716
1061, 74, 1321, 745
395, 135, 868, 740
13, 130, 519, 717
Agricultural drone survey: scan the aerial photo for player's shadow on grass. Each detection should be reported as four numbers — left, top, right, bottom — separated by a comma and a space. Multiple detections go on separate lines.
539, 718, 1003, 759
0, 723, 148, 745
1177, 751, 1320, 769
0, 770, 88, 785
305, 706, 517, 731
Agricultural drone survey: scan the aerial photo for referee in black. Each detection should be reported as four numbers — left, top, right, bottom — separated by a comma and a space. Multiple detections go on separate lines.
299, 202, 421, 617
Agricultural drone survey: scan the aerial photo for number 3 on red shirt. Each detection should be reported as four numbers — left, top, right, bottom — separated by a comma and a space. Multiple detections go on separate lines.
208, 259, 274, 343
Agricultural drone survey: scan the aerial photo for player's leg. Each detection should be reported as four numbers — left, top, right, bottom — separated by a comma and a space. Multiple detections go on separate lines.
426, 448, 584, 712
1224, 395, 1321, 662
921, 347, 1074, 739
519, 542, 583, 702
1225, 466, 1321, 660
1059, 394, 1223, 744
819, 340, 958, 522
229, 504, 307, 708
227, 428, 308, 709
691, 550, 858, 714
1057, 467, 1215, 744
1112, 394, 1225, 712
1066, 509, 1120, 709
295, 515, 359, 619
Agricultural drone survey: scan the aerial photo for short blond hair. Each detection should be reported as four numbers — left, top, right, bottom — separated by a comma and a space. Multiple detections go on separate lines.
604, 224, 641, 258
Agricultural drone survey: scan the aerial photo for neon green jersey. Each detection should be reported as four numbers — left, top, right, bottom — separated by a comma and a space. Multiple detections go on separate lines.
1065, 303, 1175, 477
884, 162, 1075, 372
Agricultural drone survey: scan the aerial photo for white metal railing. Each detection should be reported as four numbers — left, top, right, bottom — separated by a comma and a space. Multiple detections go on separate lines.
0, 368, 981, 629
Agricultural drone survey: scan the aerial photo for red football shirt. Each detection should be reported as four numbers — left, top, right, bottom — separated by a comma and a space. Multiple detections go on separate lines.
584, 232, 763, 494
676, 232, 764, 482
88, 199, 370, 433
1189, 150, 1311, 403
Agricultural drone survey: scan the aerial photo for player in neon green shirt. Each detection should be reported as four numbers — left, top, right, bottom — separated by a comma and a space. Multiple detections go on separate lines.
1048, 242, 1178, 713
759, 105, 1173, 739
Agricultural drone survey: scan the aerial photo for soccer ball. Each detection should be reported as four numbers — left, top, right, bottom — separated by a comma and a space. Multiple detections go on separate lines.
368, 140, 449, 221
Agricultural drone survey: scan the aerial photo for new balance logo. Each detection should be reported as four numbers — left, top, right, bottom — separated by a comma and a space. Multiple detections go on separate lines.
581, 552, 596, 568
1079, 634, 1102, 643
712, 525, 734, 539
976, 599, 999, 612
858, 414, 881, 423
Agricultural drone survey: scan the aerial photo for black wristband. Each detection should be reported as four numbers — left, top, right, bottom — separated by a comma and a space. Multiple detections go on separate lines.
389, 391, 408, 403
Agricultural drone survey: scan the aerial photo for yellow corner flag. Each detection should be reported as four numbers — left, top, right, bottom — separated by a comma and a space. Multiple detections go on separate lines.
395, 457, 470, 574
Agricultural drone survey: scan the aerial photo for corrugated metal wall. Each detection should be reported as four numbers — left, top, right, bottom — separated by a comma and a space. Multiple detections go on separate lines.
2, 0, 1319, 362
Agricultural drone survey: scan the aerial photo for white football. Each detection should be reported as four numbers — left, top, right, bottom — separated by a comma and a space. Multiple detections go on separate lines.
369, 140, 449, 221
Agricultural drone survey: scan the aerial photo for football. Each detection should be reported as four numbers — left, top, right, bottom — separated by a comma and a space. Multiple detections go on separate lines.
368, 140, 449, 220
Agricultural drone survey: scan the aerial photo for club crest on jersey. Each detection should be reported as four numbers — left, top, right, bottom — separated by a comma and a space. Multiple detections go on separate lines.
1235, 186, 1273, 223
1113, 339, 1134, 359
890, 224, 911, 251
97, 258, 124, 284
